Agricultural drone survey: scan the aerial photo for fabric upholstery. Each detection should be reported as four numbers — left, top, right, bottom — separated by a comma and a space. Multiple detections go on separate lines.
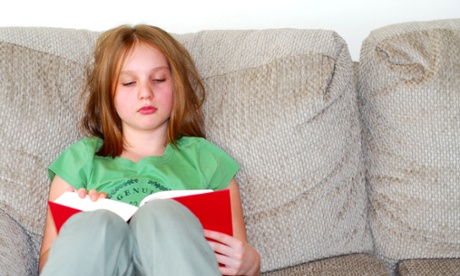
0, 209, 37, 275
262, 254, 389, 276
180, 29, 372, 271
0, 28, 99, 273
397, 258, 460, 275
359, 19, 460, 261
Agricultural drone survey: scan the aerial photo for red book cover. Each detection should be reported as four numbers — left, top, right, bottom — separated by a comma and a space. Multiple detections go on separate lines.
173, 189, 233, 237
48, 201, 83, 233
48, 189, 233, 236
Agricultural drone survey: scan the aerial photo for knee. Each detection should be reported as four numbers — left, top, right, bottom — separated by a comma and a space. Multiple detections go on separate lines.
130, 199, 201, 231
46, 210, 133, 275
61, 210, 129, 238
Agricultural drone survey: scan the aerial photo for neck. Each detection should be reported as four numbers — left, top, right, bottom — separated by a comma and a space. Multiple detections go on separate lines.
121, 128, 168, 162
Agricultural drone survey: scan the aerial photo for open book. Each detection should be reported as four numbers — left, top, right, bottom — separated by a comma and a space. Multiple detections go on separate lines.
48, 189, 233, 236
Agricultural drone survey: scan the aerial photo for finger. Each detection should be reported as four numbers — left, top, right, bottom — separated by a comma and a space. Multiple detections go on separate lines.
66, 186, 75, 192
98, 191, 108, 198
219, 265, 238, 276
204, 229, 232, 245
77, 188, 87, 198
213, 251, 236, 268
88, 189, 99, 201
205, 230, 245, 256
207, 240, 234, 257
214, 251, 245, 276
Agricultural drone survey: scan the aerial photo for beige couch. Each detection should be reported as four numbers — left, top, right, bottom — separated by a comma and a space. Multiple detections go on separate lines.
0, 19, 459, 275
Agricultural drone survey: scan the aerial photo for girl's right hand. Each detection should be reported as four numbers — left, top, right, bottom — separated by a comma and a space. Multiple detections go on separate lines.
66, 186, 107, 201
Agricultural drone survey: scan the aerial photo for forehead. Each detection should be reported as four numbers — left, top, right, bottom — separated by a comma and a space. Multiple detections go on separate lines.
129, 42, 165, 60
119, 43, 169, 75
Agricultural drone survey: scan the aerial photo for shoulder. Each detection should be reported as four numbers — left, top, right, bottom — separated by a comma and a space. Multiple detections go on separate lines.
74, 136, 101, 147
176, 136, 239, 166
66, 137, 102, 154
48, 137, 102, 188
174, 137, 239, 190
176, 136, 207, 147
55, 137, 103, 163
176, 136, 223, 153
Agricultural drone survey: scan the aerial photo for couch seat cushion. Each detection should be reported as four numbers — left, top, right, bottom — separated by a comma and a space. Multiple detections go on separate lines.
397, 258, 460, 276
262, 254, 389, 276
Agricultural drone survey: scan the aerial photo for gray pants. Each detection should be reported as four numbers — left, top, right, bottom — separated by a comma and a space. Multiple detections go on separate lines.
41, 199, 221, 275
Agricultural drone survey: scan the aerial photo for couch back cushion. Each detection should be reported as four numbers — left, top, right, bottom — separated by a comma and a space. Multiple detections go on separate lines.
359, 19, 460, 261
180, 29, 372, 271
0, 27, 99, 251
0, 27, 371, 272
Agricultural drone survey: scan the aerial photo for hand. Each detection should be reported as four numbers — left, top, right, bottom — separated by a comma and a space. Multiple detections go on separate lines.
66, 186, 107, 202
204, 230, 260, 276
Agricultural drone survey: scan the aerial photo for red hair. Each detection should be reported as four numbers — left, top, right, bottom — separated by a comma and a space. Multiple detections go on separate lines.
81, 25, 205, 157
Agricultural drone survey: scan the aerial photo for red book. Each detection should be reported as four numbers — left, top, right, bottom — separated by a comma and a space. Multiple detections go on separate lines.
49, 189, 233, 236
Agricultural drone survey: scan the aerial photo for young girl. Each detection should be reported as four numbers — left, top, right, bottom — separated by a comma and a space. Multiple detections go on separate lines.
39, 25, 260, 276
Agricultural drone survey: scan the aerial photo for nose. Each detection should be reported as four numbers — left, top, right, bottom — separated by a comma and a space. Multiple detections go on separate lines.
138, 81, 153, 100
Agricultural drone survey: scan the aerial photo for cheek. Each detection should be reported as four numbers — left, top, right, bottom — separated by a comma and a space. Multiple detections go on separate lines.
114, 92, 130, 115
158, 85, 174, 107
113, 94, 121, 111
164, 91, 174, 111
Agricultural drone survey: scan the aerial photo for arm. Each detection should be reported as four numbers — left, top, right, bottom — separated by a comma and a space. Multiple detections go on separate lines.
39, 175, 71, 273
204, 178, 261, 276
39, 175, 107, 273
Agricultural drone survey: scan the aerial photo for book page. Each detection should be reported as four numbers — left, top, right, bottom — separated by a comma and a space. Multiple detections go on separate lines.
54, 191, 138, 221
139, 189, 212, 206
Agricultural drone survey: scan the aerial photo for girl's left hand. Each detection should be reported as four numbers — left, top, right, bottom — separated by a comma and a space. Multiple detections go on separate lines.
204, 230, 260, 276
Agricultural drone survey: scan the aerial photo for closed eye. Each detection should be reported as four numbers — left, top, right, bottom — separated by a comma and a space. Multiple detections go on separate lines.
123, 81, 136, 86
153, 79, 166, 83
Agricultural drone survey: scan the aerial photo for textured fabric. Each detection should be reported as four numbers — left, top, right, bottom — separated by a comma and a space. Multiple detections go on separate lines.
48, 136, 239, 206
262, 254, 389, 276
397, 258, 460, 276
0, 27, 97, 64
180, 29, 372, 271
0, 209, 37, 275
0, 29, 99, 275
359, 19, 460, 262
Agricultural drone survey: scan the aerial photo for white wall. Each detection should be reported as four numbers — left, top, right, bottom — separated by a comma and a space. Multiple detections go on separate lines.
1, 0, 459, 60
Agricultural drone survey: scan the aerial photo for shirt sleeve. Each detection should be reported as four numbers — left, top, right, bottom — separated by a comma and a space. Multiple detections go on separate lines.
48, 137, 99, 190
198, 139, 240, 190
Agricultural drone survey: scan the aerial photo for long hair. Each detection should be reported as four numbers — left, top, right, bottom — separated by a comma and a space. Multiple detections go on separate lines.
81, 25, 206, 157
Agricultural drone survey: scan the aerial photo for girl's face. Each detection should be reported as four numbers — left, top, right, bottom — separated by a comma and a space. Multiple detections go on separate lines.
114, 43, 173, 137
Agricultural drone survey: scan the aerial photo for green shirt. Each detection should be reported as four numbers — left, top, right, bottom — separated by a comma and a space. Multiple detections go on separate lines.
48, 136, 239, 207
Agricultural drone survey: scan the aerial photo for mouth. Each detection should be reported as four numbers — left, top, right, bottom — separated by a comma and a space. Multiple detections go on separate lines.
138, 106, 157, 115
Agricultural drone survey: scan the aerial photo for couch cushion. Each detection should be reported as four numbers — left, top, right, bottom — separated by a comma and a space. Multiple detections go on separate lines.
359, 19, 460, 261
0, 209, 37, 275
262, 254, 389, 276
0, 27, 99, 261
180, 29, 372, 271
397, 258, 460, 276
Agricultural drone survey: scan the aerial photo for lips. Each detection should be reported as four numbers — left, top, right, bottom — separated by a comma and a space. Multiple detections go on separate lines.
138, 106, 157, 115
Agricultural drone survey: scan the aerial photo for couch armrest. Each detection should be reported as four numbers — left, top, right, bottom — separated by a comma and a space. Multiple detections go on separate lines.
0, 208, 38, 275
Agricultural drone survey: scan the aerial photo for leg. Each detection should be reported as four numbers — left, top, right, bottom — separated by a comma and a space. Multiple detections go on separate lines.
130, 199, 220, 276
41, 210, 134, 276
